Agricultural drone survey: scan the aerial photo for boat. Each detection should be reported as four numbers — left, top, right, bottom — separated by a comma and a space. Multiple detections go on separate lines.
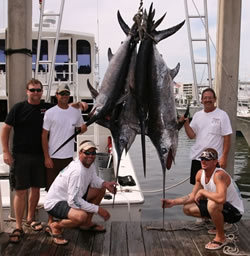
0, 14, 144, 223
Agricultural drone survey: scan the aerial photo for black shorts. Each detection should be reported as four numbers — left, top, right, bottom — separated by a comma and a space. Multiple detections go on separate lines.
197, 199, 242, 224
48, 201, 71, 219
46, 157, 73, 191
10, 153, 46, 190
190, 160, 202, 185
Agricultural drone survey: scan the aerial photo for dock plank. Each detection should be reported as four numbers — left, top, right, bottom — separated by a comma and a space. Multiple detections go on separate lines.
170, 220, 202, 256
92, 222, 111, 256
141, 221, 164, 256
1, 220, 250, 255
110, 222, 128, 256
73, 228, 95, 256
157, 221, 186, 256
126, 222, 145, 256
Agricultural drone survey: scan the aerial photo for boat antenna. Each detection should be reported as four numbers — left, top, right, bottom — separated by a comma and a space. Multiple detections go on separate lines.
96, 0, 100, 88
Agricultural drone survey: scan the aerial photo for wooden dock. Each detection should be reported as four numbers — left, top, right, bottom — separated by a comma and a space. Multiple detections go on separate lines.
0, 219, 250, 255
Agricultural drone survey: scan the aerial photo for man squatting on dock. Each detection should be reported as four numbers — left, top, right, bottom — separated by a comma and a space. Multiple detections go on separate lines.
162, 148, 244, 250
44, 140, 116, 245
180, 88, 232, 185
1, 79, 88, 243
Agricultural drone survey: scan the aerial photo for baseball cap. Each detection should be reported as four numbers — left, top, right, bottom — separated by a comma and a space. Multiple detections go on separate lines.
56, 84, 70, 94
79, 141, 97, 152
199, 149, 218, 161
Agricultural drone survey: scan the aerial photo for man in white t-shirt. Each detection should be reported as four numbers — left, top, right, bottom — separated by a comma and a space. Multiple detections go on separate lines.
44, 140, 116, 245
42, 84, 87, 225
181, 88, 232, 184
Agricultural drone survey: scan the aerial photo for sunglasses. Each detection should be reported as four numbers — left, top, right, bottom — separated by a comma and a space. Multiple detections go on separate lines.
200, 157, 212, 161
58, 91, 70, 96
28, 88, 42, 92
83, 151, 96, 156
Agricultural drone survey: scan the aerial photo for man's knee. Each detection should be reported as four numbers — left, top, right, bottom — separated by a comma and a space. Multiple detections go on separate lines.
15, 189, 28, 198
183, 204, 191, 216
69, 209, 88, 225
207, 200, 222, 214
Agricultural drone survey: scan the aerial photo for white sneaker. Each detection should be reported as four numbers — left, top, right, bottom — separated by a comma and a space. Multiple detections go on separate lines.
207, 223, 233, 235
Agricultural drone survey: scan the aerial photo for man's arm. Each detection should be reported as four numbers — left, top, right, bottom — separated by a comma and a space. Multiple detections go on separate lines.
219, 134, 231, 169
194, 170, 229, 204
41, 128, 53, 168
1, 124, 13, 166
70, 101, 88, 111
183, 118, 196, 139
162, 171, 202, 208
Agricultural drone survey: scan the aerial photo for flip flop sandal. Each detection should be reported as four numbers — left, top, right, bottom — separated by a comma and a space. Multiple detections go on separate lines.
9, 229, 24, 243
205, 240, 228, 250
80, 223, 106, 232
25, 221, 43, 231
46, 225, 68, 245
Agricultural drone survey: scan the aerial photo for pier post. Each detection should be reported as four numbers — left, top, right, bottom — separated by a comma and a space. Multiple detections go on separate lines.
215, 0, 242, 176
6, 0, 32, 218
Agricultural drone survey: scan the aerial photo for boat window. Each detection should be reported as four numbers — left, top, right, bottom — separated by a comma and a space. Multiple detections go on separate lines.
0, 40, 5, 72
76, 40, 91, 74
32, 40, 48, 72
55, 40, 69, 81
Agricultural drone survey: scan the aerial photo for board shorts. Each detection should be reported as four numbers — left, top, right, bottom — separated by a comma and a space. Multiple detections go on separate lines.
10, 153, 46, 190
47, 185, 90, 219
197, 199, 242, 224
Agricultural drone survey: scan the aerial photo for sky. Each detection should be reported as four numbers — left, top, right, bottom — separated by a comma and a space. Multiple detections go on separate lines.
1, 0, 250, 84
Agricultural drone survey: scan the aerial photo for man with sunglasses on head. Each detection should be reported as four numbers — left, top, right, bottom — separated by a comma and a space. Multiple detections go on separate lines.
44, 140, 116, 245
42, 84, 87, 228
162, 148, 244, 251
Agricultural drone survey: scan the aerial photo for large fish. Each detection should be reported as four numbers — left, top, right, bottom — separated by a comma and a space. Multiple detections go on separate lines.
86, 11, 139, 127
135, 4, 185, 177
88, 47, 139, 175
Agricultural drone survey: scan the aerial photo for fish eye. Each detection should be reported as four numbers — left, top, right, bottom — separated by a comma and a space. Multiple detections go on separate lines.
161, 148, 168, 154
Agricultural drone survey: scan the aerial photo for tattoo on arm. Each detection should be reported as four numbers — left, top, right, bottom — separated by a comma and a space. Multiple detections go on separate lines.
180, 195, 190, 204
216, 174, 224, 181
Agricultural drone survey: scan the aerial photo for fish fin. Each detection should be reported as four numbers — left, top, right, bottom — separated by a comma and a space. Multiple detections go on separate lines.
154, 20, 185, 43
116, 91, 129, 105
87, 79, 98, 98
170, 63, 180, 79
108, 48, 114, 61
151, 13, 166, 31
117, 10, 130, 35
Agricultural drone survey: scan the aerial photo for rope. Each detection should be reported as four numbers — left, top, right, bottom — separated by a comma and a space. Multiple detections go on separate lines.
4, 48, 32, 57
119, 176, 190, 194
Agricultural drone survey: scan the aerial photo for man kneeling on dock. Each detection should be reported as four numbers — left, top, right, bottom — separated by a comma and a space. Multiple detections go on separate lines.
162, 148, 244, 250
44, 140, 116, 245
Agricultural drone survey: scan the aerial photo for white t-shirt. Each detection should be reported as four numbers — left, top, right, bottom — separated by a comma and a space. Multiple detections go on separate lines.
44, 159, 104, 213
43, 105, 84, 158
190, 108, 232, 160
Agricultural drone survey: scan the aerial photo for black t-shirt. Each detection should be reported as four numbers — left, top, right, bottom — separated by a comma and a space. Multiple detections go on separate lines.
5, 101, 53, 154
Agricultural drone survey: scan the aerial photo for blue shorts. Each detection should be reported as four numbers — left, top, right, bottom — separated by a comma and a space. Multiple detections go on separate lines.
197, 199, 242, 224
48, 201, 71, 219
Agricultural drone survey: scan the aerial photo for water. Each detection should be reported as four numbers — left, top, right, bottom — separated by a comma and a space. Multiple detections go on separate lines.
129, 129, 250, 221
